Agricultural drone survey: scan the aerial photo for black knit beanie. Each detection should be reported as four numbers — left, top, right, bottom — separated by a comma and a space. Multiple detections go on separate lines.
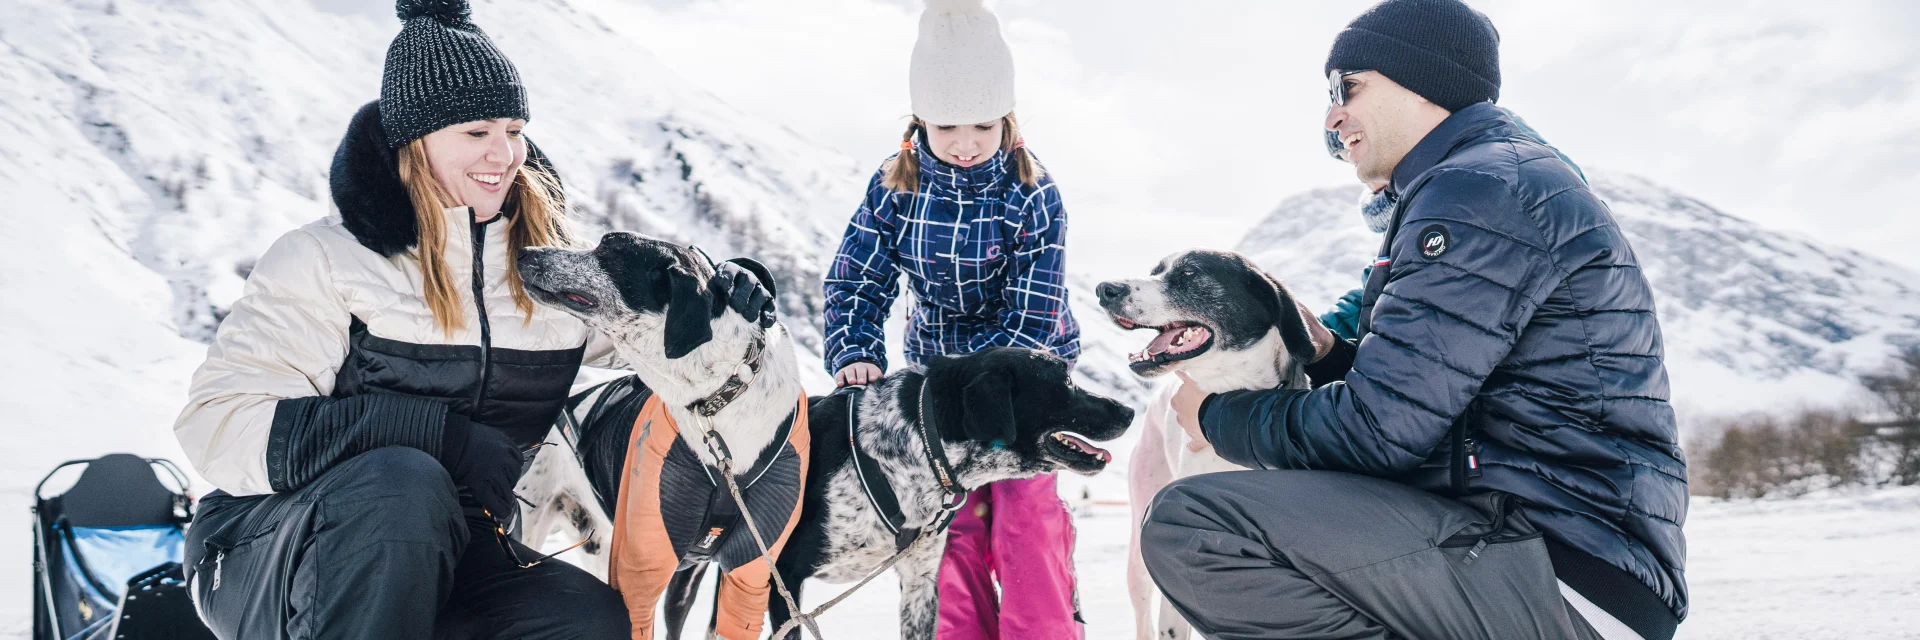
1324, 0, 1500, 113
378, 0, 529, 148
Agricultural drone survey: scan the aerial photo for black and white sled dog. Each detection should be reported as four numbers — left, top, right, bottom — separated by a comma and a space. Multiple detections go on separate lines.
508, 231, 804, 636
1094, 249, 1320, 640
770, 348, 1135, 640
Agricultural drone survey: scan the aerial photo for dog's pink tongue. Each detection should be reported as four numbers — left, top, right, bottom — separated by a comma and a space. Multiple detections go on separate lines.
1147, 325, 1211, 356
1146, 326, 1184, 355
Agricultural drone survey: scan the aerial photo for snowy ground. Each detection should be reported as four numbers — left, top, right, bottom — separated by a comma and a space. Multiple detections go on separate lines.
653, 488, 1920, 640
1676, 487, 1920, 639
13, 464, 1914, 638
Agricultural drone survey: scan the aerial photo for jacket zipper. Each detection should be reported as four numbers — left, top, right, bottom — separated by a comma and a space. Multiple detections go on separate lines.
1437, 495, 1538, 564
471, 212, 493, 410
1450, 421, 1482, 494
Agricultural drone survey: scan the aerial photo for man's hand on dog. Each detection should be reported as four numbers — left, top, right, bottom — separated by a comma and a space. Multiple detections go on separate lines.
1173, 371, 1212, 452
1299, 299, 1336, 362
836, 361, 884, 387
709, 261, 776, 328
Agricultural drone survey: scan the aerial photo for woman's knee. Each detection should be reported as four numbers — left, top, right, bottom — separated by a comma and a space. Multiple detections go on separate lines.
553, 577, 631, 638
313, 446, 462, 542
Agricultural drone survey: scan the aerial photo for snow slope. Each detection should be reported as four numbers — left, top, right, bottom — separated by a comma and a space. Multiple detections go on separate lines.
1239, 172, 1920, 418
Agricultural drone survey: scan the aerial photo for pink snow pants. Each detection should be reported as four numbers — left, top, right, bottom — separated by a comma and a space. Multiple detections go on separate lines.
935, 473, 1082, 640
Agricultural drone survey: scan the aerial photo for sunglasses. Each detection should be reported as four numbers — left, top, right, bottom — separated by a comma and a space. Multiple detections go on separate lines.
1329, 69, 1371, 106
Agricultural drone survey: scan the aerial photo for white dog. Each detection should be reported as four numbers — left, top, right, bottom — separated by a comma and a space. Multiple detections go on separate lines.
1095, 249, 1320, 640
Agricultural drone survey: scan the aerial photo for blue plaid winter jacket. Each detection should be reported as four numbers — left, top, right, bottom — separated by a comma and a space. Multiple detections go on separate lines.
823, 144, 1080, 374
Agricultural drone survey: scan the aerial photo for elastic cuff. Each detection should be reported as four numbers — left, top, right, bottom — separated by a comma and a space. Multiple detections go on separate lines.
437, 411, 470, 463
832, 355, 884, 374
1198, 392, 1235, 448
1197, 394, 1220, 433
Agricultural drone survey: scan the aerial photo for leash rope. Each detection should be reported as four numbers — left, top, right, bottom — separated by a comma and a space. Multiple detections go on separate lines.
699, 415, 964, 640
767, 499, 960, 639
696, 417, 821, 639
684, 333, 969, 638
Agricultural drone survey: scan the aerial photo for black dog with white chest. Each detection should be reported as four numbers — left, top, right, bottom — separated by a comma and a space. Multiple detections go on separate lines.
771, 348, 1134, 640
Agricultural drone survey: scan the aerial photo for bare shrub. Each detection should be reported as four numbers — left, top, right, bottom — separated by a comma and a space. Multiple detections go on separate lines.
1861, 346, 1920, 486
1691, 409, 1869, 499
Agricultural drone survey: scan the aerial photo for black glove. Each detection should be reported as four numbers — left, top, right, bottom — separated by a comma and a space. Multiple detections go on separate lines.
708, 257, 777, 328
437, 413, 525, 526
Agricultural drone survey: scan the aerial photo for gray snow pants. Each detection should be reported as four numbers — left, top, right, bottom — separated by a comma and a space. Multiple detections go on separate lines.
182, 446, 628, 639
1141, 470, 1603, 640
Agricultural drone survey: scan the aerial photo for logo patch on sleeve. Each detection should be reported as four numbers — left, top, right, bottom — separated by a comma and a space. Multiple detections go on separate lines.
1419, 224, 1452, 259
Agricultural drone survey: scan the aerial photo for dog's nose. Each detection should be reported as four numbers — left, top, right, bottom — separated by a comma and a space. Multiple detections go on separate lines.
1095, 282, 1127, 304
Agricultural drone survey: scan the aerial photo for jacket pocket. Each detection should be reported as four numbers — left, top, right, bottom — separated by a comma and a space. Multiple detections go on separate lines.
189, 521, 280, 633
1437, 492, 1542, 564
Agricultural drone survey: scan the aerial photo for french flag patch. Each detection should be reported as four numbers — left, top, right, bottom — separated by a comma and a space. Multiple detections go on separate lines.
1372, 256, 1393, 268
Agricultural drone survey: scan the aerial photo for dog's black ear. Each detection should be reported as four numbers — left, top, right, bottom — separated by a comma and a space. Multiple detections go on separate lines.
1248, 267, 1318, 364
957, 369, 1018, 444
662, 265, 714, 359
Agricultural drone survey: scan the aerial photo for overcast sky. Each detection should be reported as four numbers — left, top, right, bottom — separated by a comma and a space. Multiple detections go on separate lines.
606, 0, 1920, 277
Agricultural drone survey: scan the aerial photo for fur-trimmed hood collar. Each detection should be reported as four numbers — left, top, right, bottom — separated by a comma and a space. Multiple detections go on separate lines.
328, 100, 559, 256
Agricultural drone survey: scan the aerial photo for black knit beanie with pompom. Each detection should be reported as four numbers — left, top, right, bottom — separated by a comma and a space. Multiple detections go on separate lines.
378, 0, 529, 148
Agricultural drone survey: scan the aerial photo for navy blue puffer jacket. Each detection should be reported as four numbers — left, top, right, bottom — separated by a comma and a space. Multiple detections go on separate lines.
1203, 103, 1688, 622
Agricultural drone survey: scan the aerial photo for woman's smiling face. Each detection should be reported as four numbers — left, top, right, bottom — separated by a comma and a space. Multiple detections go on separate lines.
924, 118, 1003, 168
421, 118, 527, 221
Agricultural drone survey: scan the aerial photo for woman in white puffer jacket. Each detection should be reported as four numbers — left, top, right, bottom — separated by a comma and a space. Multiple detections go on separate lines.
171, 2, 768, 637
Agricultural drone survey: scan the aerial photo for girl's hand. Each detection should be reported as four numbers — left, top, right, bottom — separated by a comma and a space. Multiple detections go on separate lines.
836, 362, 884, 387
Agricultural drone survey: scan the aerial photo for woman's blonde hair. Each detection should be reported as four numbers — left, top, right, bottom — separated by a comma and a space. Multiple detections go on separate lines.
881, 112, 1043, 193
396, 139, 572, 337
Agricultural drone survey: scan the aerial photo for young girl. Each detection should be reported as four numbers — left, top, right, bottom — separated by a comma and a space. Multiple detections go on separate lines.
822, 1, 1082, 637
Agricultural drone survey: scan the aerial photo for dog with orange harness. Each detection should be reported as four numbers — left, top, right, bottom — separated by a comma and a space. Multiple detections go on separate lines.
514, 232, 808, 640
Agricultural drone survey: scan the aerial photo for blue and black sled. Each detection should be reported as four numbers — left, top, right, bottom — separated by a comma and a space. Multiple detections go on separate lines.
30, 454, 215, 640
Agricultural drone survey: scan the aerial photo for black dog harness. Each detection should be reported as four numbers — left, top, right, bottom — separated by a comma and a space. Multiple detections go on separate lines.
845, 378, 970, 552
560, 374, 804, 571
663, 403, 801, 570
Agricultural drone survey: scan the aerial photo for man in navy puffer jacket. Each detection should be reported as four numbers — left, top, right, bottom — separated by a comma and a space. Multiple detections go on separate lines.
1141, 2, 1687, 639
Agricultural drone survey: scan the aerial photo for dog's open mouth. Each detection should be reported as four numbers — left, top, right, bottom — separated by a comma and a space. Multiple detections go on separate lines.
1043, 430, 1113, 471
527, 284, 599, 312
1117, 319, 1215, 372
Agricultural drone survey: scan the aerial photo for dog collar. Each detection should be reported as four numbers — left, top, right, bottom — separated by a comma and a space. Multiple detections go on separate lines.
688, 333, 767, 418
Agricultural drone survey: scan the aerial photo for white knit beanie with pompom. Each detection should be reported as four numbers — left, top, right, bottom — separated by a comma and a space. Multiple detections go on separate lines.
910, 0, 1015, 126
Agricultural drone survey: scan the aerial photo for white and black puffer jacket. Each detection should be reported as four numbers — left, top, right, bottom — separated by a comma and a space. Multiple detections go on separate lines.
175, 102, 618, 496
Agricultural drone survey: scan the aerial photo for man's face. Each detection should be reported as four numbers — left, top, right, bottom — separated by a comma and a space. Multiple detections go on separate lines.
1323, 71, 1447, 185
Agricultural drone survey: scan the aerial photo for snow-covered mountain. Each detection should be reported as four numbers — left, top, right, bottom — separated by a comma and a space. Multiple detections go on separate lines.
0, 0, 1152, 632
0, 0, 1151, 399
1239, 170, 1920, 418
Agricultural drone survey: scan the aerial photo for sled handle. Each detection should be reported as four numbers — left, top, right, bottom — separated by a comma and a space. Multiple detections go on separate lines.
31, 459, 95, 503
31, 457, 195, 503
149, 458, 192, 495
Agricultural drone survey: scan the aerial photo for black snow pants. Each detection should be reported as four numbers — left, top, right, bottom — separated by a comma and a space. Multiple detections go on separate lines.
1141, 470, 1605, 640
182, 446, 628, 639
